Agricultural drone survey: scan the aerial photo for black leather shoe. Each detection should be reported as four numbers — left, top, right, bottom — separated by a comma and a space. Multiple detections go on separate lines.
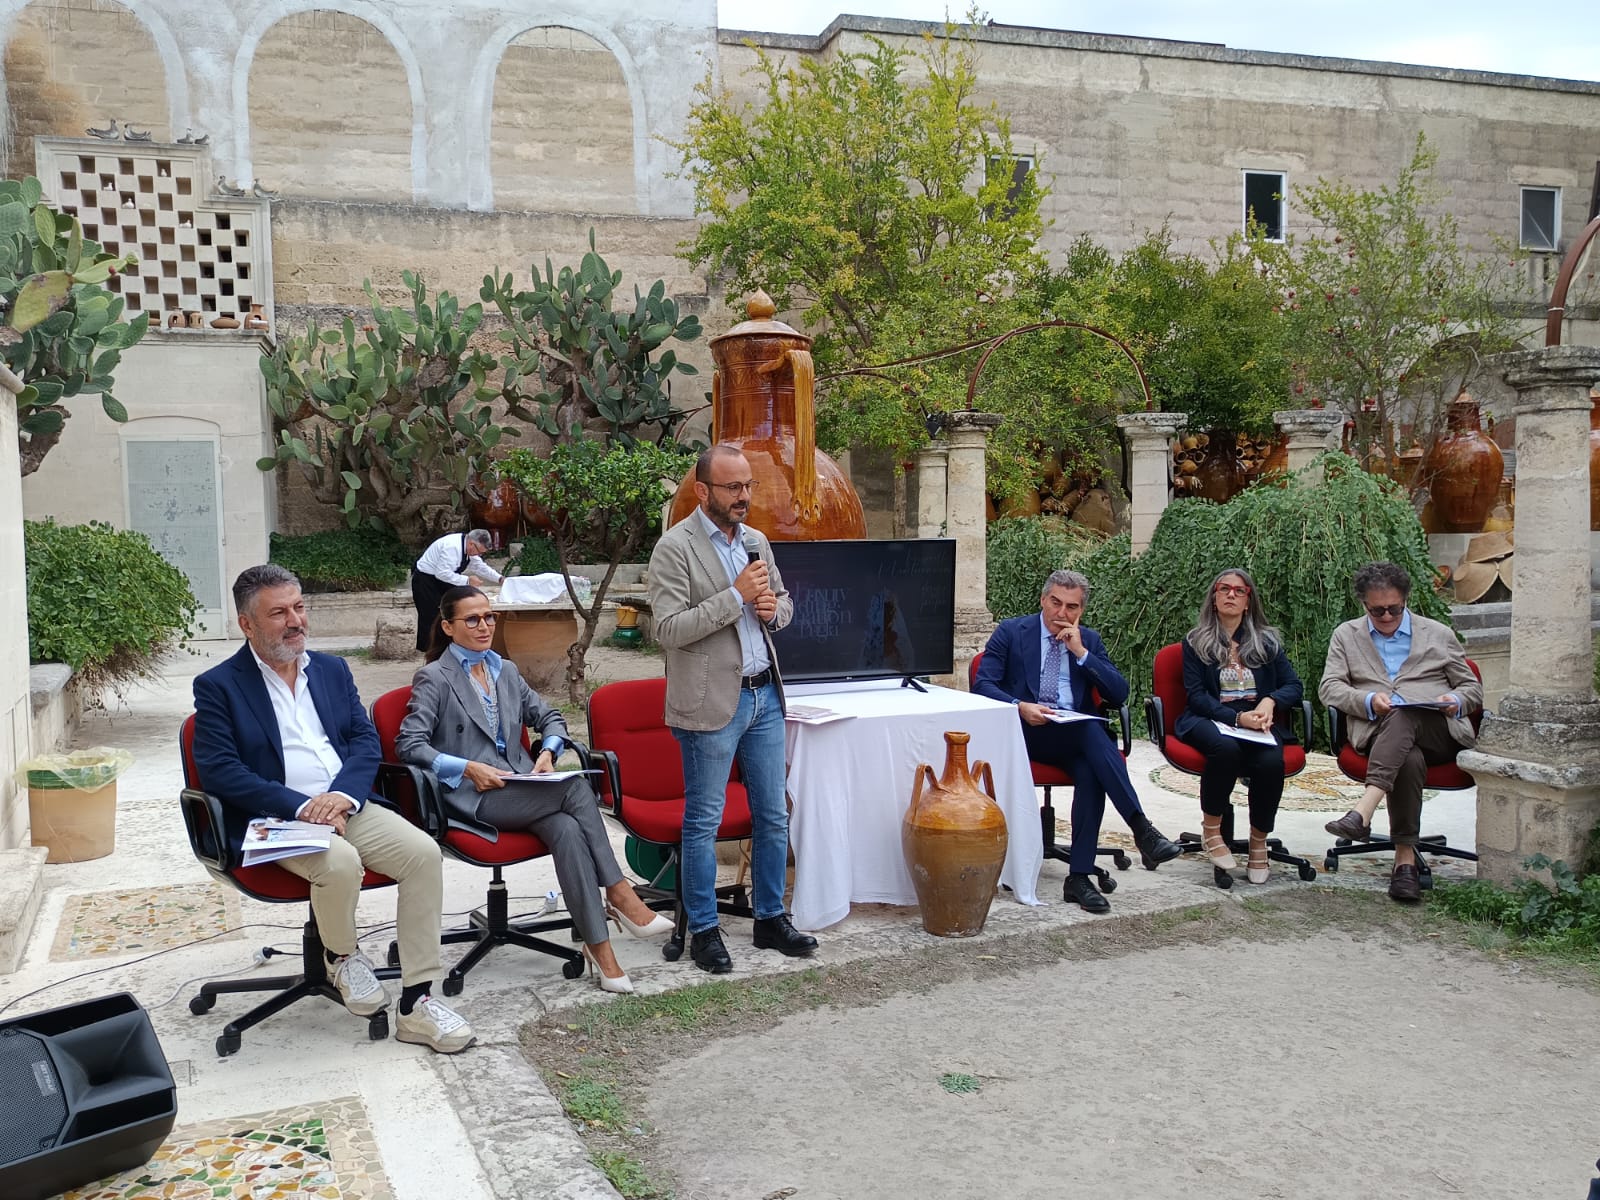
752, 914, 818, 957
1134, 824, 1182, 869
1064, 873, 1111, 914
689, 927, 733, 973
1325, 810, 1372, 841
1388, 862, 1422, 903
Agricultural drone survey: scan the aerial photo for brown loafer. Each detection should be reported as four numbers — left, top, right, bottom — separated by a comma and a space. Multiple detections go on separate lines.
1325, 810, 1371, 841
1388, 862, 1422, 903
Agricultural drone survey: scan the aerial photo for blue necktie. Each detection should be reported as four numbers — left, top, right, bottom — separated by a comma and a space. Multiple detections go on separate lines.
1041, 637, 1062, 706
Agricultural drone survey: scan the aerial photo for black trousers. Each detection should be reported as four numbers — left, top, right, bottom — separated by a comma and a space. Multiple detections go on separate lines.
410, 569, 451, 653
1177, 721, 1287, 834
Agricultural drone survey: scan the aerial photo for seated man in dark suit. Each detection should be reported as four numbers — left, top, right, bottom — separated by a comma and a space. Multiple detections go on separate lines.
192, 564, 474, 1053
975, 569, 1180, 912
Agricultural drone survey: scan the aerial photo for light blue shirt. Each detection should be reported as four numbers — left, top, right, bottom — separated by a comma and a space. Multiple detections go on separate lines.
432, 645, 563, 788
696, 507, 770, 676
1037, 615, 1088, 709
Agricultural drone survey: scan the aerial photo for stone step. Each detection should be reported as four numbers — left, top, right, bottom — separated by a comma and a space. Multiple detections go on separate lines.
1450, 593, 1600, 632
0, 845, 48, 975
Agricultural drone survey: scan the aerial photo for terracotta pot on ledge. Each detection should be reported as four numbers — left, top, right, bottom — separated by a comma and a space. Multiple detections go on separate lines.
1426, 393, 1503, 534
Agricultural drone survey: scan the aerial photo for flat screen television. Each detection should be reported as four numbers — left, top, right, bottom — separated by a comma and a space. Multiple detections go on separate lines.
767, 538, 956, 684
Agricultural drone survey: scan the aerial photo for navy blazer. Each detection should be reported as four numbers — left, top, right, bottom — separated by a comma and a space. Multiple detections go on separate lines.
1174, 635, 1303, 743
974, 613, 1130, 712
192, 645, 383, 849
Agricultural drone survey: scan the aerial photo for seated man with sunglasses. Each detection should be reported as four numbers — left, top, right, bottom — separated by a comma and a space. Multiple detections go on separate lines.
1318, 561, 1481, 902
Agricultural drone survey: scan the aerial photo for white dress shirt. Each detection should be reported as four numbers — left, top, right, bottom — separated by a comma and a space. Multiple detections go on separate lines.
415, 532, 503, 586
250, 647, 361, 815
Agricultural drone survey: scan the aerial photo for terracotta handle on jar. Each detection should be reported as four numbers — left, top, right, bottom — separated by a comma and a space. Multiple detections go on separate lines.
909, 762, 936, 820
757, 348, 819, 522
971, 759, 996, 802
710, 371, 721, 443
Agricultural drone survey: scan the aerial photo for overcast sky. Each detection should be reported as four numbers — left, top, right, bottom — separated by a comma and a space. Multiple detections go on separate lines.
715, 2, 1600, 83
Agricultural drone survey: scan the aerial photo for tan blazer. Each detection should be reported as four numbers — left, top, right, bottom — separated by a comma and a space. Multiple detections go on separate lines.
1318, 612, 1481, 752
647, 513, 794, 731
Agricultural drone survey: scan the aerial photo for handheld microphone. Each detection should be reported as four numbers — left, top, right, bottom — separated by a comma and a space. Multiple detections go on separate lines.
743, 535, 762, 562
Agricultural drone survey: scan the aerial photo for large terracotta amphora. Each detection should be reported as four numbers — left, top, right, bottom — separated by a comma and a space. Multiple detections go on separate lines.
1588, 388, 1600, 531
902, 731, 1008, 937
668, 291, 867, 540
1426, 393, 1503, 534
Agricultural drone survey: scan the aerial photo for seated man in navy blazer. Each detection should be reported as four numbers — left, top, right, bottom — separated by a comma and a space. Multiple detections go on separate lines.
975, 569, 1180, 912
192, 564, 474, 1053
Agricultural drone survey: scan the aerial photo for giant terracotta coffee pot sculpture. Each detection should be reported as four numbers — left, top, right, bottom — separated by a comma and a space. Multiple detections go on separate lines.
668, 292, 867, 539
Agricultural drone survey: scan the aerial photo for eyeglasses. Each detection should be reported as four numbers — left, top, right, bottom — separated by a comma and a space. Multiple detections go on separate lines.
451, 613, 497, 628
709, 481, 759, 496
1215, 584, 1251, 598
1365, 603, 1404, 619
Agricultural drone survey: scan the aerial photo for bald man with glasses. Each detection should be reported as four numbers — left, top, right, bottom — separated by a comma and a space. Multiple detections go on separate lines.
1318, 561, 1481, 901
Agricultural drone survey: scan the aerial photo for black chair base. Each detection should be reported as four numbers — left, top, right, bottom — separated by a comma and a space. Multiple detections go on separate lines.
1176, 808, 1318, 891
1040, 794, 1130, 896
1323, 833, 1476, 889
426, 869, 585, 995
188, 918, 398, 1058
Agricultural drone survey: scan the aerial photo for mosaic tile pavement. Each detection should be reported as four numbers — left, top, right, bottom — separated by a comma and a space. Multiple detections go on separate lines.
62, 1096, 393, 1200
51, 883, 240, 961
1148, 752, 1443, 813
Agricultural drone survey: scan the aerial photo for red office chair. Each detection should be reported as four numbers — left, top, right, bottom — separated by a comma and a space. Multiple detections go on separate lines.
968, 650, 1132, 900
1322, 658, 1483, 885
586, 677, 754, 961
369, 686, 585, 993
1145, 642, 1318, 889
179, 715, 399, 1057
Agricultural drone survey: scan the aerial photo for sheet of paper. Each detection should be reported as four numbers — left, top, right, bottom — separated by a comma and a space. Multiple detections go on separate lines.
785, 705, 856, 725
498, 768, 602, 782
1041, 709, 1108, 724
1214, 719, 1277, 745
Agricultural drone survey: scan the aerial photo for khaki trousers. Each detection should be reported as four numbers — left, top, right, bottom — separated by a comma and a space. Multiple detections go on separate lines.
277, 801, 442, 988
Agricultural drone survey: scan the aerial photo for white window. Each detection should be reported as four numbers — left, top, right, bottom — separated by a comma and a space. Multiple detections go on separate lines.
985, 155, 1033, 219
1520, 186, 1561, 252
1243, 170, 1286, 242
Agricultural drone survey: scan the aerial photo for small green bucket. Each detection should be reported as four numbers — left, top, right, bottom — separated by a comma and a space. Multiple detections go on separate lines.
624, 836, 677, 890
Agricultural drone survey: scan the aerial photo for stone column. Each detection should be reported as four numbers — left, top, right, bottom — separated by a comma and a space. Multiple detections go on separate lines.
1115, 412, 1186, 554
1458, 346, 1600, 883
1273, 408, 1344, 476
916, 441, 948, 539
945, 412, 1002, 686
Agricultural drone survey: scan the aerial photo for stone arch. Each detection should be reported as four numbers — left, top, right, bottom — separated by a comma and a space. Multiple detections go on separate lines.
238, 5, 421, 202
477, 19, 644, 214
0, 0, 183, 178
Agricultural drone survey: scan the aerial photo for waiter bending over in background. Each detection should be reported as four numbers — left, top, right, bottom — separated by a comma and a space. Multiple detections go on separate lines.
411, 528, 502, 653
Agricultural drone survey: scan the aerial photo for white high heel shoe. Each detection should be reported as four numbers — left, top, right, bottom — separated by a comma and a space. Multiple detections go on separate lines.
582, 945, 634, 994
606, 901, 674, 939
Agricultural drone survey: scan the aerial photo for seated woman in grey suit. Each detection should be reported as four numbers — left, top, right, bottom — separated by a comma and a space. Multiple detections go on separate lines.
397, 585, 669, 992
1174, 567, 1303, 884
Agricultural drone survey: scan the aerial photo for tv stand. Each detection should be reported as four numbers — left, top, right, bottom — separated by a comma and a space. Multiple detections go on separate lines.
899, 676, 928, 693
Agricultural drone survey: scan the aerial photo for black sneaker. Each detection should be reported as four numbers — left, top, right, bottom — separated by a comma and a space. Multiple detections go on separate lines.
690, 927, 733, 973
752, 914, 819, 957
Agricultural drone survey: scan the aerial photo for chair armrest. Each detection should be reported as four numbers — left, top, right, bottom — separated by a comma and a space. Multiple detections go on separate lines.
576, 745, 622, 820
1326, 705, 1346, 754
179, 787, 233, 872
1100, 702, 1132, 757
375, 762, 446, 839
1145, 696, 1165, 748
1296, 699, 1316, 752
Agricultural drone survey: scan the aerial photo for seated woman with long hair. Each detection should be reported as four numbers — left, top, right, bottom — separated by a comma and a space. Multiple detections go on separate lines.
1174, 568, 1303, 884
397, 585, 669, 992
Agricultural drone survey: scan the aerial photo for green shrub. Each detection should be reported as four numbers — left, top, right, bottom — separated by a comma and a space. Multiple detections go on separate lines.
516, 534, 562, 576
986, 516, 1108, 620
1049, 452, 1448, 727
1434, 855, 1600, 959
25, 519, 197, 697
269, 527, 411, 592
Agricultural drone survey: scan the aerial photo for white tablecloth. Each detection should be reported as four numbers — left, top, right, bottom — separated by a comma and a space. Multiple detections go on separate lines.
784, 680, 1043, 930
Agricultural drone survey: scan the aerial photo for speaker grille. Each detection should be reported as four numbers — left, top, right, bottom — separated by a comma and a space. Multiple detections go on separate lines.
0, 1028, 68, 1163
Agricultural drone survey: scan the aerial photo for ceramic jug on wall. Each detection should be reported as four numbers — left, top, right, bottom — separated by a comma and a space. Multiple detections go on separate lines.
668, 292, 867, 540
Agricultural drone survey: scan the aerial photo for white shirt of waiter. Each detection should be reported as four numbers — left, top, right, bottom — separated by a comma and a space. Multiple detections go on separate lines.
415, 533, 503, 587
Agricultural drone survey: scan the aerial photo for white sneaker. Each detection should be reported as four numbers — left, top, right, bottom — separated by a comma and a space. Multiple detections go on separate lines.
395, 995, 476, 1054
331, 951, 388, 1016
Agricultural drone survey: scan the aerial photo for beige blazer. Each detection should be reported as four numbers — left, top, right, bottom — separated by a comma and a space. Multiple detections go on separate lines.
1318, 612, 1481, 752
647, 513, 794, 731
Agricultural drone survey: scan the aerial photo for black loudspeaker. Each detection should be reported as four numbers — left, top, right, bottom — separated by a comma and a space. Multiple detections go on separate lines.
0, 992, 177, 1200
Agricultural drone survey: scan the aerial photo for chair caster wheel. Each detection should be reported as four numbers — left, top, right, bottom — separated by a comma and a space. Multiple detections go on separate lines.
1212, 866, 1234, 890
1323, 855, 1339, 872
1298, 863, 1317, 881
1113, 851, 1132, 871
386, 941, 400, 969
189, 994, 215, 1015
216, 1032, 241, 1057
1096, 871, 1117, 895
562, 956, 585, 980
367, 1011, 389, 1041
442, 975, 465, 997
662, 939, 683, 962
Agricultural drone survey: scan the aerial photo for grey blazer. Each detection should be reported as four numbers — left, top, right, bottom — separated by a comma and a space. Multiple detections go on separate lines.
647, 514, 794, 732
396, 651, 570, 840
1318, 612, 1481, 753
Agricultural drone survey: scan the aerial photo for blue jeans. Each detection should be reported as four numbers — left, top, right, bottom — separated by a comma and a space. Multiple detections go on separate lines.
672, 682, 789, 933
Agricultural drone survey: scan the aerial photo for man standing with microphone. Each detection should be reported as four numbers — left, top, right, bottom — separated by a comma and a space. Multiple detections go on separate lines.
648, 445, 817, 972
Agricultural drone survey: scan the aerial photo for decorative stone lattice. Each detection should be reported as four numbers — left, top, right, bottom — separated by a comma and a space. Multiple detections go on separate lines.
35, 138, 273, 333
